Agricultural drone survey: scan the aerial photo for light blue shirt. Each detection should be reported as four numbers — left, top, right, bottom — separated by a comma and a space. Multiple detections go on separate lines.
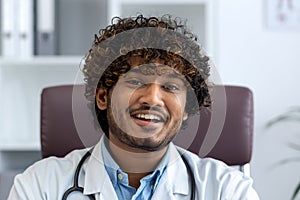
101, 139, 168, 200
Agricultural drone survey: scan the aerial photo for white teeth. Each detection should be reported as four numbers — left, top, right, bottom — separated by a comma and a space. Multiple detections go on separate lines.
135, 114, 161, 121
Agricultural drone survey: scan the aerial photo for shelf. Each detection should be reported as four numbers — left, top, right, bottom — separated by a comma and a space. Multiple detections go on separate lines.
0, 56, 85, 153
0, 143, 40, 152
121, 0, 209, 5
0, 56, 84, 67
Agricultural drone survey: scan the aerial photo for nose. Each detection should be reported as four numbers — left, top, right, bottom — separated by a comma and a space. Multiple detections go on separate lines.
138, 83, 164, 107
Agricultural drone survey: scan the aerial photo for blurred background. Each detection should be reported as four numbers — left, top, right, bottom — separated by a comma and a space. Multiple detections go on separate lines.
1, 0, 300, 199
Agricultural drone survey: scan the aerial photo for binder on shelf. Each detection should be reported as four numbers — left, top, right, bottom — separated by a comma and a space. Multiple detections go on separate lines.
18, 0, 34, 58
1, 0, 18, 57
35, 0, 57, 55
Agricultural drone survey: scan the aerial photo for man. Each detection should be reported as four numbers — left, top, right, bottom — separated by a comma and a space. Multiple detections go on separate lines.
8, 15, 259, 199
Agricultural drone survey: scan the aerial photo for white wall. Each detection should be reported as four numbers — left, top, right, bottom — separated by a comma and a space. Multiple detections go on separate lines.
217, 0, 300, 199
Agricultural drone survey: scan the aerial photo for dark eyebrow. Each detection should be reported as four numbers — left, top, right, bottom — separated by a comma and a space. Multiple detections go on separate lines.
122, 69, 144, 78
162, 72, 188, 86
165, 73, 185, 82
127, 68, 144, 74
123, 67, 186, 83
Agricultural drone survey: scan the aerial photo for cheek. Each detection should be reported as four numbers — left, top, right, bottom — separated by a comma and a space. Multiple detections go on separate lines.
110, 86, 133, 110
110, 76, 143, 108
127, 89, 144, 106
170, 94, 187, 114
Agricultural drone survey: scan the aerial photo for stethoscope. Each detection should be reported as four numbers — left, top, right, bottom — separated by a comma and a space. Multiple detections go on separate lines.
62, 148, 195, 200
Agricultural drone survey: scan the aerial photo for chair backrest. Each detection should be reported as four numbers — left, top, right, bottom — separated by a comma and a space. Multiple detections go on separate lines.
40, 85, 254, 167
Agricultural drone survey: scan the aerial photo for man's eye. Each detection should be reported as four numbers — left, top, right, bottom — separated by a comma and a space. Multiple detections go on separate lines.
126, 79, 144, 86
162, 84, 179, 92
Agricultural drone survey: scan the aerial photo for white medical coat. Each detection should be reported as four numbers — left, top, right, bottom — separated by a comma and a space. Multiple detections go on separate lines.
8, 138, 259, 200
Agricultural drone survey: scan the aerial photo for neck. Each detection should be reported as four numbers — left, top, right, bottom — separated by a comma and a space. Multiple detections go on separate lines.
127, 172, 152, 189
107, 135, 167, 173
106, 135, 168, 188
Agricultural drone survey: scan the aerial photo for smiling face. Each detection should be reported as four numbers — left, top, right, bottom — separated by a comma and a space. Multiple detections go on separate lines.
96, 61, 189, 152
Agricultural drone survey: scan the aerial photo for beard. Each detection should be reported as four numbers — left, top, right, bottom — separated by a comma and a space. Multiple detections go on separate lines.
106, 99, 181, 152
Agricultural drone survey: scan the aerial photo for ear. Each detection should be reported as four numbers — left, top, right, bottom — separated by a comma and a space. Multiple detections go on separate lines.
96, 88, 108, 110
183, 112, 188, 121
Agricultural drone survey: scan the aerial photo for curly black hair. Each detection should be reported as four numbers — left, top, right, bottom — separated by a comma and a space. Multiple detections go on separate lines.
82, 14, 211, 135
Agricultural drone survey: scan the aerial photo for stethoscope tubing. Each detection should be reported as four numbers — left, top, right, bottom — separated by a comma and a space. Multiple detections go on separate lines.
62, 149, 95, 200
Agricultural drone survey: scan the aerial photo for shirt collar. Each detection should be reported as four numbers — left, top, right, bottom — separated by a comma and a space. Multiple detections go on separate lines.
101, 137, 119, 187
83, 137, 114, 196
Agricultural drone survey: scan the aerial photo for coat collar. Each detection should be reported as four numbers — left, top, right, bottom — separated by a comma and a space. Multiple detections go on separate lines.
152, 142, 190, 199
82, 137, 190, 199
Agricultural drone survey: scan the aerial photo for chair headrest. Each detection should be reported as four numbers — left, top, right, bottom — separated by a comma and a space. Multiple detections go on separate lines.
41, 85, 253, 165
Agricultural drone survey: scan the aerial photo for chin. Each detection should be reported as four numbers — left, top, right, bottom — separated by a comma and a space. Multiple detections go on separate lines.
127, 135, 173, 152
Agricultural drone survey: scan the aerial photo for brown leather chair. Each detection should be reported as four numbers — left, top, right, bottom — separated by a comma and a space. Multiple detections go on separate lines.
40, 84, 254, 174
